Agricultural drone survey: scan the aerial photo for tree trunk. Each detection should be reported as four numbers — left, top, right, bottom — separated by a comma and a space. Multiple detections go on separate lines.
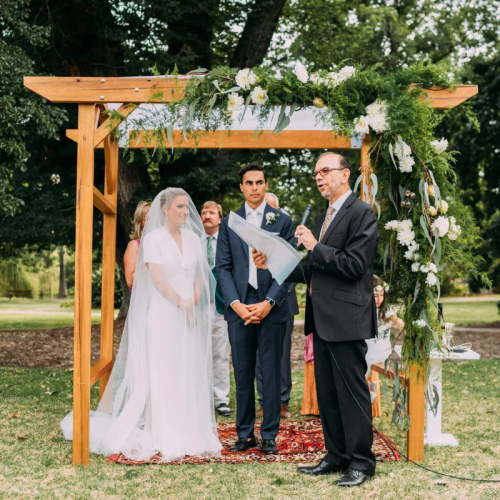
115, 156, 151, 318
230, 0, 287, 68
57, 246, 68, 299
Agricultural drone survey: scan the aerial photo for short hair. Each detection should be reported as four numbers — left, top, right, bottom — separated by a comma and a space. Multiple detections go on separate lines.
265, 192, 279, 208
316, 152, 353, 184
238, 162, 267, 182
129, 200, 152, 240
201, 201, 223, 219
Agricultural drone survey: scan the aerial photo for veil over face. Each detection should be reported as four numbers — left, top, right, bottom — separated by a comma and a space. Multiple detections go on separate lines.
61, 188, 221, 461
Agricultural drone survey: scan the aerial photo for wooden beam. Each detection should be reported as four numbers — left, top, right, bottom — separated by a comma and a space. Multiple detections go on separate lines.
93, 186, 116, 215
129, 129, 354, 150
410, 84, 478, 109
24, 76, 186, 104
406, 362, 425, 462
73, 104, 96, 466
99, 136, 119, 398
90, 359, 114, 387
24, 76, 477, 108
94, 103, 137, 147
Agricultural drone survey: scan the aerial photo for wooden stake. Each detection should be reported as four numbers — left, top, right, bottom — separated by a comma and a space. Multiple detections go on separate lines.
73, 104, 96, 466
99, 136, 119, 399
406, 362, 425, 462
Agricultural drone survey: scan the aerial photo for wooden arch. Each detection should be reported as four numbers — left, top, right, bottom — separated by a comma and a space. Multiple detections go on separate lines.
24, 76, 477, 466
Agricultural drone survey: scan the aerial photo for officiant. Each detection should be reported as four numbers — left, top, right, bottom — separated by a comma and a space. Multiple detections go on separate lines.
253, 153, 379, 487
216, 163, 296, 455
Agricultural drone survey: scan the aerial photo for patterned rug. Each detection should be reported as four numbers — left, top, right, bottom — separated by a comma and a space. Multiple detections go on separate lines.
107, 419, 401, 465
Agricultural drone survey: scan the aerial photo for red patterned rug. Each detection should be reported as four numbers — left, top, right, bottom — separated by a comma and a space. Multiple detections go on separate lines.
107, 419, 401, 465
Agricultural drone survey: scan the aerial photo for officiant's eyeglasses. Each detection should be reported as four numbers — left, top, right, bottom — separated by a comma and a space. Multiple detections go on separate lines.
311, 167, 346, 180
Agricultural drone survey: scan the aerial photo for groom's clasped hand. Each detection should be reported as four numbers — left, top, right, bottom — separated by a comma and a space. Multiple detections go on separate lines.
231, 299, 271, 325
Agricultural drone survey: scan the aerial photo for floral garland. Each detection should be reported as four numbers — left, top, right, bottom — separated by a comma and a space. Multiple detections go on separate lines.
111, 62, 484, 428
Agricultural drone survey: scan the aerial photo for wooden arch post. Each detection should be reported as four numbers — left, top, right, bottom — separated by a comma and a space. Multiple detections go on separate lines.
23, 76, 477, 466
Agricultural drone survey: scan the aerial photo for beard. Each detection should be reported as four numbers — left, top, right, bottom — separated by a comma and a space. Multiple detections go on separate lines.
320, 181, 342, 200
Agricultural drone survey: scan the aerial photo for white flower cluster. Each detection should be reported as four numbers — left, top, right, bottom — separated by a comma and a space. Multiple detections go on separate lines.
448, 216, 462, 240
430, 138, 448, 154
227, 69, 267, 117
393, 138, 415, 173
353, 99, 389, 135
309, 65, 356, 87
412, 319, 427, 328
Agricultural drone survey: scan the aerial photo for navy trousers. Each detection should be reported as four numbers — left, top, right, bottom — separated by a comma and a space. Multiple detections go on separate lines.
228, 288, 286, 440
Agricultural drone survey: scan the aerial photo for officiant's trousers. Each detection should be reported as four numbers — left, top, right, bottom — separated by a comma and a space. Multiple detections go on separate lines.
313, 331, 376, 476
228, 288, 286, 440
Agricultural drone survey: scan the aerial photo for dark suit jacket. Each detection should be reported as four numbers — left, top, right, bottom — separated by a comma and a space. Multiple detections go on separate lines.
287, 193, 379, 342
212, 268, 225, 315
287, 284, 299, 317
216, 203, 296, 324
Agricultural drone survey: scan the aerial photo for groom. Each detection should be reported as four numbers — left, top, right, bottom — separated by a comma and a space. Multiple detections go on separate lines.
216, 162, 295, 454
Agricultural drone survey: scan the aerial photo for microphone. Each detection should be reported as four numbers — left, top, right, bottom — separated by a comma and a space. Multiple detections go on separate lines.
299, 204, 312, 226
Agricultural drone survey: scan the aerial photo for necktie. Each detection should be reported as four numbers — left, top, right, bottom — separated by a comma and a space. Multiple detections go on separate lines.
248, 210, 259, 289
207, 236, 215, 268
319, 206, 336, 241
310, 206, 335, 294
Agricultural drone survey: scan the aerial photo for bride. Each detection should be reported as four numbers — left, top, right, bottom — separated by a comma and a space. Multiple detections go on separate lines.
61, 188, 222, 461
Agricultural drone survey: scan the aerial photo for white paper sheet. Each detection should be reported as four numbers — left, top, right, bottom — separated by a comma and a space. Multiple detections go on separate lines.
228, 212, 300, 285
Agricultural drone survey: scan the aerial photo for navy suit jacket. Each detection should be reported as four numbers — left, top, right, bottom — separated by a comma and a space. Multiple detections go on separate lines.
216, 203, 296, 324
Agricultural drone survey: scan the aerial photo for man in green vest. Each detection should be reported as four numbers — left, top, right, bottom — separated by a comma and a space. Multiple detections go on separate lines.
201, 201, 231, 417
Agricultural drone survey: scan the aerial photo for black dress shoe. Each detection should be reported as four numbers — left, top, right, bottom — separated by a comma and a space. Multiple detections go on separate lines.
229, 436, 257, 452
297, 460, 345, 476
334, 468, 373, 487
261, 439, 278, 455
216, 403, 232, 416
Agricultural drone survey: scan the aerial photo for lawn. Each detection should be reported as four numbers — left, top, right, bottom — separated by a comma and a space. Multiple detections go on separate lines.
0, 299, 113, 330
1, 362, 499, 499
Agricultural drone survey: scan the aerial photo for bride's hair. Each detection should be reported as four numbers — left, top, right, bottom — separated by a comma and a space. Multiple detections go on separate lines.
160, 187, 189, 210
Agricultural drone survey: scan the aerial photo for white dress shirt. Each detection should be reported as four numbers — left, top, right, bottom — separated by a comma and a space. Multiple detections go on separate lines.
329, 189, 352, 219
245, 200, 266, 289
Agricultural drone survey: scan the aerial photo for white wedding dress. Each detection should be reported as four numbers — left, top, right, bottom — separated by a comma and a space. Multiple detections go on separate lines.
61, 188, 222, 461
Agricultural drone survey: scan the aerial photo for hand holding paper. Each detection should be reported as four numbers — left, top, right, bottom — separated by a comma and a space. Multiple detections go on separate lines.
228, 212, 300, 285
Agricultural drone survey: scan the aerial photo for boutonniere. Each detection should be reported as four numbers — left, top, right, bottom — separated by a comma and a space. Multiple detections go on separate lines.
265, 212, 280, 226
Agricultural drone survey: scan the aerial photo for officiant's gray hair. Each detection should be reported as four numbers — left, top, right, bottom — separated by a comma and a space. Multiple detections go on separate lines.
265, 192, 279, 207
160, 188, 189, 209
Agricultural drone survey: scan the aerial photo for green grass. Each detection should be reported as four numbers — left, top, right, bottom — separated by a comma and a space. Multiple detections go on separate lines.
0, 299, 116, 330
442, 301, 500, 326
1, 362, 499, 499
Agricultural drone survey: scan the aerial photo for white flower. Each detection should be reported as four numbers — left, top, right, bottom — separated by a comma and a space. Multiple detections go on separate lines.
428, 206, 438, 216
337, 65, 356, 81
432, 216, 450, 237
437, 200, 449, 213
366, 101, 382, 117
235, 69, 258, 90
367, 113, 389, 133
250, 86, 268, 105
227, 92, 244, 117
394, 140, 412, 160
386, 307, 397, 318
411, 263, 420, 272
399, 155, 415, 173
294, 62, 309, 83
431, 138, 449, 154
354, 115, 370, 135
448, 217, 462, 240
376, 99, 388, 112
413, 319, 427, 327
326, 72, 340, 86
404, 249, 415, 260
426, 272, 438, 286
50, 174, 61, 184
428, 263, 438, 273
385, 220, 400, 231
413, 253, 420, 260
265, 212, 280, 226
409, 242, 420, 252
397, 228, 416, 247
398, 219, 413, 231
310, 73, 319, 85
